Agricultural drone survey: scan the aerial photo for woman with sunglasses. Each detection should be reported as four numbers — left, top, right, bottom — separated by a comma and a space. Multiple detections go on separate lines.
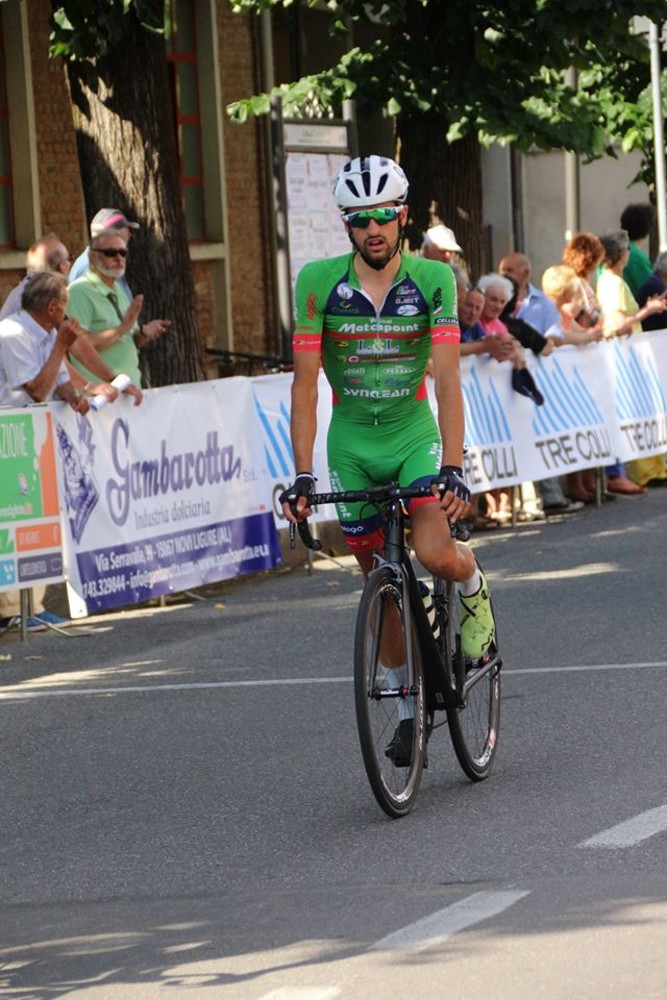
67, 231, 169, 388
283, 155, 496, 668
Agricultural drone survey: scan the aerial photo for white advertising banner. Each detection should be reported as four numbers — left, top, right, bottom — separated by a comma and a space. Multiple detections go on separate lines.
52, 379, 281, 618
251, 370, 337, 526
4, 330, 665, 617
424, 332, 666, 489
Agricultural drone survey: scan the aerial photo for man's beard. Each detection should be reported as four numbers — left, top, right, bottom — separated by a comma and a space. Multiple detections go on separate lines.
349, 231, 401, 271
97, 262, 126, 280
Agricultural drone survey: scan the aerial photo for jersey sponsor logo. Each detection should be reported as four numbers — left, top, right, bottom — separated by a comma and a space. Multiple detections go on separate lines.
344, 366, 365, 374
341, 523, 366, 533
352, 340, 407, 357
334, 340, 351, 347
383, 376, 413, 387
383, 364, 417, 375
433, 287, 443, 315
337, 322, 422, 334
343, 387, 411, 398
306, 292, 317, 320
336, 282, 354, 299
397, 304, 420, 316
375, 353, 416, 363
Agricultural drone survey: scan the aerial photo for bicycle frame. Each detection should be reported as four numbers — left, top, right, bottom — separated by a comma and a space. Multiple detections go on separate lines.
374, 496, 458, 715
290, 483, 464, 714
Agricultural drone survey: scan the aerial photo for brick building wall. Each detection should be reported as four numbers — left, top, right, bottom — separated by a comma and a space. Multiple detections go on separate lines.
31, 0, 86, 252
217, 1, 277, 360
0, 1, 277, 378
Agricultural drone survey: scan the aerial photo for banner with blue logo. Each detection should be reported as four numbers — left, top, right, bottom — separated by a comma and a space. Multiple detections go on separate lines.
53, 379, 281, 617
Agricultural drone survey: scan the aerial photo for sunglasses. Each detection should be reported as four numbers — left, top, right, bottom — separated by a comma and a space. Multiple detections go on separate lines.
342, 207, 401, 228
97, 247, 128, 258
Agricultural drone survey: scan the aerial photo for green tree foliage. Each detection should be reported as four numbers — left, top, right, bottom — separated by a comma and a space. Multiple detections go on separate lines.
228, 0, 666, 271
229, 0, 663, 159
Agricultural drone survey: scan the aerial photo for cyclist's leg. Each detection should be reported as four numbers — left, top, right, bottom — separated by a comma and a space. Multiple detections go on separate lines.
398, 421, 495, 660
328, 419, 406, 668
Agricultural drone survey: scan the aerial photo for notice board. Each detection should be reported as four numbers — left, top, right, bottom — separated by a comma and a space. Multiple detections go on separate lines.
283, 120, 352, 288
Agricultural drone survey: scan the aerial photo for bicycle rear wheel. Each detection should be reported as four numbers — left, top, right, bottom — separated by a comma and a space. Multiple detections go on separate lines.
354, 565, 427, 818
436, 574, 501, 781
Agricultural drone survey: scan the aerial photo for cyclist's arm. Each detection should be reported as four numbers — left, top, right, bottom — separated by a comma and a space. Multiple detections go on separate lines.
291, 351, 320, 478
431, 342, 466, 468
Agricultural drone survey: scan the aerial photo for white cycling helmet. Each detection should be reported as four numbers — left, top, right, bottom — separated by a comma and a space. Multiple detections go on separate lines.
333, 155, 409, 211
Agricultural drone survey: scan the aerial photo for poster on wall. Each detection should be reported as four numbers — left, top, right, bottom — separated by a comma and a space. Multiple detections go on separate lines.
0, 407, 64, 593
53, 379, 282, 618
284, 120, 351, 288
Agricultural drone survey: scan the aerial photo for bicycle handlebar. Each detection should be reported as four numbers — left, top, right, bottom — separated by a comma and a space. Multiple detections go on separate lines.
286, 481, 470, 551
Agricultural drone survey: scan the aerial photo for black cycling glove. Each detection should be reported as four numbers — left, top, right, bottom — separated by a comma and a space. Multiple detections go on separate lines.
278, 472, 317, 508
433, 465, 471, 504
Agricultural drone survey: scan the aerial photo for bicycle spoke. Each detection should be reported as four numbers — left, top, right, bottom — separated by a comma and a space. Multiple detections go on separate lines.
354, 567, 426, 817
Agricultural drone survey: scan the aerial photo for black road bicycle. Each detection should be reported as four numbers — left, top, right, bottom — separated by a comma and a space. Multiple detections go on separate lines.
289, 482, 502, 818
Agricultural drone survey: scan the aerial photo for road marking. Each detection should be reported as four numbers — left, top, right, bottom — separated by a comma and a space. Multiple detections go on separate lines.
369, 889, 530, 952
259, 990, 340, 1000
0, 676, 352, 701
1, 659, 666, 701
578, 805, 667, 849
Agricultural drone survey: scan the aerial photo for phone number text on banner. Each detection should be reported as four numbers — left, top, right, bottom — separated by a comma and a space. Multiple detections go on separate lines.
53, 379, 281, 617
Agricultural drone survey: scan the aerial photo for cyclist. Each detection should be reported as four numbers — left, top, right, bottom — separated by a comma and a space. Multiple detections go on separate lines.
281, 155, 495, 724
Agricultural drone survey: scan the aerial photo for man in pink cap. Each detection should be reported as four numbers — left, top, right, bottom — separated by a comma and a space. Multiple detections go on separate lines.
69, 207, 140, 298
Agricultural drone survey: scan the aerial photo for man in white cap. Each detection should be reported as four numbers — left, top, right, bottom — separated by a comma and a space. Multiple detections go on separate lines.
422, 224, 462, 264
69, 208, 140, 299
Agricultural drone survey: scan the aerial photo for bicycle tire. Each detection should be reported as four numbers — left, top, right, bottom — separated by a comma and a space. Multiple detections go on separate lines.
354, 565, 427, 818
435, 574, 501, 781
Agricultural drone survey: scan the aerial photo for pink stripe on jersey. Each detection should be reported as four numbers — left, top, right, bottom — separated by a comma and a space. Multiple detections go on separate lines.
293, 332, 322, 353
431, 323, 460, 345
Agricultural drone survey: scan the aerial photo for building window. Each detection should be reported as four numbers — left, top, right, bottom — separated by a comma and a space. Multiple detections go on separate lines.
0, 17, 14, 248
167, 0, 205, 242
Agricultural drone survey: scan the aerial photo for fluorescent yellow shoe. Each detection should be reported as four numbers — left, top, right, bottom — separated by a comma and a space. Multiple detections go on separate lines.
459, 572, 495, 660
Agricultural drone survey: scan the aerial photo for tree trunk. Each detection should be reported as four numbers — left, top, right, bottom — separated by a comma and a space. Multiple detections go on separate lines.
59, 2, 204, 386
397, 112, 485, 281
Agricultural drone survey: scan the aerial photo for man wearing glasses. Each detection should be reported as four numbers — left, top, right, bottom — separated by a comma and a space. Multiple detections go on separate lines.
281, 155, 495, 665
67, 231, 169, 388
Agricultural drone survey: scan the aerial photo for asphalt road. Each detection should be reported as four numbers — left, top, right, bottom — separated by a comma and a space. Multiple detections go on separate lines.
2, 488, 667, 999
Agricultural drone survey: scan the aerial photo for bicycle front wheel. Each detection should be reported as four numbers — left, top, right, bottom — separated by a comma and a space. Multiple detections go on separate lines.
437, 575, 501, 781
354, 565, 427, 818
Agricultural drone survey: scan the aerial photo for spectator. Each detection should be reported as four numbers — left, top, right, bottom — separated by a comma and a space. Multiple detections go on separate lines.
499, 252, 561, 338
0, 233, 72, 320
541, 264, 604, 503
70, 208, 170, 351
500, 276, 554, 357
620, 203, 654, 298
459, 285, 513, 361
597, 230, 667, 338
498, 251, 582, 516
476, 273, 544, 397
70, 207, 139, 299
1, 233, 141, 407
475, 273, 538, 524
422, 224, 462, 264
636, 251, 667, 331
67, 231, 169, 388
541, 266, 604, 346
562, 232, 605, 329
0, 272, 93, 631
597, 229, 667, 490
